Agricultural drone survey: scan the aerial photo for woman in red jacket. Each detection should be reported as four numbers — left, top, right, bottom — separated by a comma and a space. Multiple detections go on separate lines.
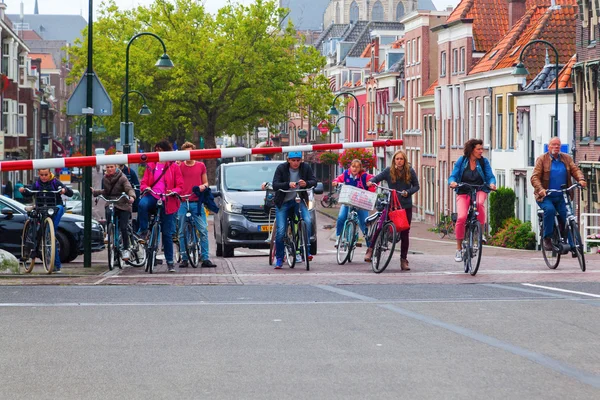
138, 140, 184, 272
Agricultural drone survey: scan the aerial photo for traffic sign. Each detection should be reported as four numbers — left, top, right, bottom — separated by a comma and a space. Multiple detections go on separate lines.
67, 72, 113, 116
318, 120, 329, 134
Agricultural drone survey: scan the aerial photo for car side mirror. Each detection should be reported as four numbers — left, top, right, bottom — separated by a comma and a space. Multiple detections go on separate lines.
210, 185, 221, 197
1, 209, 14, 219
314, 182, 324, 195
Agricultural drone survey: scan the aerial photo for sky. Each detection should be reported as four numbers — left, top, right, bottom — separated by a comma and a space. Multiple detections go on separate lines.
6, 0, 460, 20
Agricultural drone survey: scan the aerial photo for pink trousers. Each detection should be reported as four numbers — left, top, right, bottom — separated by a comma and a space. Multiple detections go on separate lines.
455, 191, 487, 240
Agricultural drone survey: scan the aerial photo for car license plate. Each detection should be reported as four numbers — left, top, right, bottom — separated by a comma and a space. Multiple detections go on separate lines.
260, 225, 273, 232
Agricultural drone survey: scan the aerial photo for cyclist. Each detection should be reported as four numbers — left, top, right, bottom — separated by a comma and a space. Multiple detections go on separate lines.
20, 168, 73, 273
531, 137, 585, 252
138, 140, 184, 273
332, 158, 375, 248
367, 149, 419, 271
177, 141, 215, 268
271, 151, 317, 269
449, 138, 496, 262
92, 164, 136, 261
115, 150, 140, 213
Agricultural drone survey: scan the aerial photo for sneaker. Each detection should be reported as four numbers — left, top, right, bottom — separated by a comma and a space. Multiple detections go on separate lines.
364, 248, 373, 262
334, 236, 339, 248
543, 238, 553, 251
295, 254, 303, 263
179, 260, 189, 268
121, 250, 130, 261
274, 258, 284, 269
454, 250, 463, 262
201, 259, 217, 268
137, 231, 148, 244
54, 268, 62, 274
168, 263, 175, 273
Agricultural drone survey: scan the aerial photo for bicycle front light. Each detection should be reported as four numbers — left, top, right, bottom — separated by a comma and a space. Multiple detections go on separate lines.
307, 199, 315, 210
47, 208, 55, 216
224, 200, 243, 214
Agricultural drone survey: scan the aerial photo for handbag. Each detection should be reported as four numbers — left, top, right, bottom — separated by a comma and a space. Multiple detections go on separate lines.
388, 190, 410, 232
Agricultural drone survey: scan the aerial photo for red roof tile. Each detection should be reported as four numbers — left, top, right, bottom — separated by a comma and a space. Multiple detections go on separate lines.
469, 0, 577, 78
423, 79, 438, 96
28, 53, 56, 69
20, 30, 43, 40
549, 53, 576, 89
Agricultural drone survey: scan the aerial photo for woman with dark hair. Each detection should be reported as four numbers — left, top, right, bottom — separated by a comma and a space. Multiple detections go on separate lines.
367, 150, 419, 271
138, 140, 184, 272
448, 138, 496, 262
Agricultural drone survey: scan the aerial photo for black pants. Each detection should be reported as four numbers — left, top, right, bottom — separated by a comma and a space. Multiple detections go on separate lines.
107, 208, 131, 249
399, 208, 413, 260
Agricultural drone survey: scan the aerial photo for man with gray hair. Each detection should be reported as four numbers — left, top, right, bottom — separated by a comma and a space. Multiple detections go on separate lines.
531, 137, 586, 251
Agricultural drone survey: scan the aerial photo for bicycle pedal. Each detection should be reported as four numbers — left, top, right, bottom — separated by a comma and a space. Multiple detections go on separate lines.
156, 259, 164, 265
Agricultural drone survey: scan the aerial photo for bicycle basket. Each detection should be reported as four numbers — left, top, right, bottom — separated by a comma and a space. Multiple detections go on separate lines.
338, 185, 377, 211
34, 192, 58, 208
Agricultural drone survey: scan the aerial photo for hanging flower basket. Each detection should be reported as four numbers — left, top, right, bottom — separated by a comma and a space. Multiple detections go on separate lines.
319, 151, 339, 165
339, 148, 376, 170
0, 74, 9, 94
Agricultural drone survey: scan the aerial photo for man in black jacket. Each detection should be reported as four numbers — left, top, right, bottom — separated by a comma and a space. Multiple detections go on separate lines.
271, 151, 317, 269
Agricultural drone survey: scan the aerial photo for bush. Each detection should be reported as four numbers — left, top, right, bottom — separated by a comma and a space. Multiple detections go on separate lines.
319, 151, 339, 165
489, 218, 536, 250
489, 187, 515, 234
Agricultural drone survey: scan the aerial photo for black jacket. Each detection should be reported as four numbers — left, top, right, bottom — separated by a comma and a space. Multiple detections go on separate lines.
272, 161, 317, 208
23, 176, 73, 206
192, 186, 220, 214
370, 166, 420, 209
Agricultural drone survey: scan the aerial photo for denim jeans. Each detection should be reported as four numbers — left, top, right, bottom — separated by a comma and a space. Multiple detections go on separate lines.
336, 205, 369, 246
178, 202, 209, 261
275, 200, 312, 261
538, 195, 568, 239
138, 195, 176, 263
53, 205, 65, 268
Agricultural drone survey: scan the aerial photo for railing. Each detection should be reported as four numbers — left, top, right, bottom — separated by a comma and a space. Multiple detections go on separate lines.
580, 213, 600, 254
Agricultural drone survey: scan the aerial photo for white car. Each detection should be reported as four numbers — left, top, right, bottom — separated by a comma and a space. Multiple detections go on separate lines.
64, 189, 83, 215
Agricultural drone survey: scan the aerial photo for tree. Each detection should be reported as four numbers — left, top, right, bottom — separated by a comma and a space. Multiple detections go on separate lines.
68, 0, 331, 179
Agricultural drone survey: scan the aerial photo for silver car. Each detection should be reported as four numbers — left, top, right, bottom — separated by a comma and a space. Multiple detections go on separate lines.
213, 161, 323, 258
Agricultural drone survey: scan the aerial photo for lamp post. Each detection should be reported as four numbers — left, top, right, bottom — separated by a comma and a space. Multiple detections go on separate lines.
331, 115, 357, 140
512, 39, 560, 138
328, 92, 360, 142
123, 32, 173, 154
120, 90, 152, 121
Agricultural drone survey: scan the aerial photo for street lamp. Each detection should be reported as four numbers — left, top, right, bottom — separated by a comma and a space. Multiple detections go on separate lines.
279, 120, 297, 136
329, 92, 360, 142
120, 90, 152, 121
331, 115, 357, 138
512, 39, 559, 137
123, 32, 174, 154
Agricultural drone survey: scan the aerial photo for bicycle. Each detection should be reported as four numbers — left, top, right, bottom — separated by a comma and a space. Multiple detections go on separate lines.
538, 183, 586, 272
177, 193, 201, 268
96, 193, 147, 270
320, 187, 339, 208
437, 209, 456, 239
141, 188, 178, 273
335, 184, 362, 265
21, 188, 63, 274
454, 183, 489, 276
266, 182, 314, 270
364, 184, 397, 273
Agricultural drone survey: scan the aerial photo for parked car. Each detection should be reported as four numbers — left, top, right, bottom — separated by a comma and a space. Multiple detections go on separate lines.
64, 189, 83, 215
71, 167, 83, 182
0, 196, 105, 263
212, 160, 323, 258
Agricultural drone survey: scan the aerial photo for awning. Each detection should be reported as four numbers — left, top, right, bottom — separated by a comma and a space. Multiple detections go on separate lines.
51, 139, 66, 157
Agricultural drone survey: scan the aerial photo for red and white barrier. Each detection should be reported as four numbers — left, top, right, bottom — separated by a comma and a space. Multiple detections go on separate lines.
0, 140, 403, 172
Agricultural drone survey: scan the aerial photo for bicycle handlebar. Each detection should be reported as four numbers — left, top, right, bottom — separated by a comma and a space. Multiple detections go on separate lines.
141, 188, 179, 197
546, 183, 582, 194
97, 193, 131, 203
263, 182, 314, 193
24, 188, 63, 194
455, 182, 493, 191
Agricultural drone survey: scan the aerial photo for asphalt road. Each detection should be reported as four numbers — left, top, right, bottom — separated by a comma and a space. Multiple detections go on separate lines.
1, 283, 600, 399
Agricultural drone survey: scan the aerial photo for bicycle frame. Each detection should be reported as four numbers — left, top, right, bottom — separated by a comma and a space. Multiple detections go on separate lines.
142, 188, 178, 273
365, 184, 394, 246
544, 183, 580, 254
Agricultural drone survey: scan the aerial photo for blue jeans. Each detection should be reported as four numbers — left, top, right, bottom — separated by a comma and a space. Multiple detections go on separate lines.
53, 205, 65, 268
538, 195, 568, 239
275, 200, 312, 261
138, 195, 176, 263
178, 202, 209, 261
336, 205, 369, 246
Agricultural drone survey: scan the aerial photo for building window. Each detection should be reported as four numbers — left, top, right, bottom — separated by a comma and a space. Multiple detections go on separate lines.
440, 52, 446, 77
1, 100, 8, 132
431, 115, 437, 155
349, 1, 359, 22
1, 43, 9, 76
399, 116, 404, 139
475, 97, 482, 139
495, 95, 503, 149
412, 40, 416, 64
372, 1, 384, 21
468, 98, 474, 138
484, 96, 491, 146
396, 2, 405, 20
423, 115, 429, 153
460, 47, 466, 73
507, 94, 515, 149
406, 45, 410, 66
452, 48, 458, 73
17, 103, 26, 135
416, 37, 421, 63
496, 170, 506, 187
551, 115, 558, 137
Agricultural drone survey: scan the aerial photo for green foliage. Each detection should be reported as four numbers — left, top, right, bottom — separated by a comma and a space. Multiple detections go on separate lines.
68, 0, 332, 150
489, 218, 536, 250
319, 151, 339, 165
489, 187, 516, 234
338, 148, 376, 170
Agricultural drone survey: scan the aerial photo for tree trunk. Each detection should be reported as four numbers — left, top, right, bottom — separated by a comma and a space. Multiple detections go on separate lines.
204, 123, 217, 184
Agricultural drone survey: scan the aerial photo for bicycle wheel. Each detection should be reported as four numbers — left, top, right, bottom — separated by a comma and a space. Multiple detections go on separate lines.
268, 222, 276, 266
107, 223, 116, 271
437, 220, 447, 239
184, 221, 199, 268
299, 220, 310, 271
146, 224, 160, 274
126, 230, 148, 267
541, 223, 561, 269
569, 221, 586, 272
467, 221, 483, 276
21, 220, 36, 273
42, 217, 56, 274
320, 197, 330, 208
337, 220, 356, 265
285, 223, 297, 269
372, 221, 396, 273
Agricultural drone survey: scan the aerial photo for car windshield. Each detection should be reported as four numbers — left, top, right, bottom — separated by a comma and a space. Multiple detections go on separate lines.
224, 164, 278, 191
0, 196, 26, 212
70, 190, 82, 201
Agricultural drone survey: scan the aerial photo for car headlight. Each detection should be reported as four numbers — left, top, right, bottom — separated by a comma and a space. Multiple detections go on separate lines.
224, 200, 243, 214
75, 221, 101, 230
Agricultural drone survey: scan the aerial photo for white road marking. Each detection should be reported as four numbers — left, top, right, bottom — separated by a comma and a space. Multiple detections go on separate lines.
521, 283, 600, 298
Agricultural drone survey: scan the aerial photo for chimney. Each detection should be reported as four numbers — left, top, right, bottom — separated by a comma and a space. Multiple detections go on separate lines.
508, 0, 527, 28
0, 3, 7, 20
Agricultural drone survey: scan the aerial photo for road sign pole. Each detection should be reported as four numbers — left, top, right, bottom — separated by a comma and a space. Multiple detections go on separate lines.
83, 0, 94, 268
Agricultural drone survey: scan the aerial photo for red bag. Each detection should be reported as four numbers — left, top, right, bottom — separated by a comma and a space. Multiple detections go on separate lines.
388, 190, 410, 232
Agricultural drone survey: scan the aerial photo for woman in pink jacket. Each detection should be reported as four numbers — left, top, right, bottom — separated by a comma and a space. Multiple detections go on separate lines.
332, 159, 375, 260
138, 140, 184, 272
